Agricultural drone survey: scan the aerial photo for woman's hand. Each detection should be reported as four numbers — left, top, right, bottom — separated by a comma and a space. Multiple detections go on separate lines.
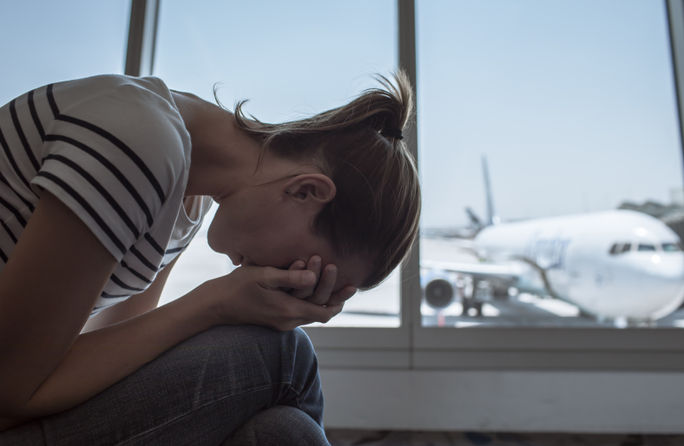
200, 265, 353, 331
288, 256, 357, 306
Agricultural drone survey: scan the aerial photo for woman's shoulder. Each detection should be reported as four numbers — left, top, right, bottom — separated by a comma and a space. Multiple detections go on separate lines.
54, 74, 170, 97
28, 75, 193, 261
52, 74, 180, 121
48, 74, 191, 176
41, 74, 192, 207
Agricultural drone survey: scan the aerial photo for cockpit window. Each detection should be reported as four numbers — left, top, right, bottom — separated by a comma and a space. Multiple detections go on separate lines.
662, 242, 682, 252
609, 242, 632, 255
637, 243, 656, 252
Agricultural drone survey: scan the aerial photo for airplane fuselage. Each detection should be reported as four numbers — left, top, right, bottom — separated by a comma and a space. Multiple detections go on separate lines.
474, 210, 684, 321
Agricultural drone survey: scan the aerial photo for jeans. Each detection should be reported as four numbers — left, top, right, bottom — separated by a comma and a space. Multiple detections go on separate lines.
0, 325, 330, 445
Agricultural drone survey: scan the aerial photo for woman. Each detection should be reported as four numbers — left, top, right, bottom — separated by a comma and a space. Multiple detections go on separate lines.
0, 72, 420, 444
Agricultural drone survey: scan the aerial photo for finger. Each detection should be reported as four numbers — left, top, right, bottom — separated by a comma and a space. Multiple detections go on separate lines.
279, 260, 306, 293
291, 255, 321, 299
326, 286, 357, 307
308, 264, 337, 305
287, 298, 344, 325
288, 259, 306, 271
258, 266, 316, 290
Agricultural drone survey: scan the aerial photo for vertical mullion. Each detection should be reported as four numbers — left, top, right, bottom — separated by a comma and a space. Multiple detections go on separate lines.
124, 0, 160, 76
667, 0, 684, 181
398, 0, 420, 368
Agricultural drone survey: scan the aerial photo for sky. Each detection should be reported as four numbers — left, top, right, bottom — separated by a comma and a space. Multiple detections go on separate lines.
1, 0, 683, 229
417, 0, 684, 227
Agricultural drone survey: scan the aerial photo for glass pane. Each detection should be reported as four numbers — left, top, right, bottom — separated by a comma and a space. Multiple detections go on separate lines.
0, 1, 129, 105
417, 0, 684, 328
155, 0, 400, 327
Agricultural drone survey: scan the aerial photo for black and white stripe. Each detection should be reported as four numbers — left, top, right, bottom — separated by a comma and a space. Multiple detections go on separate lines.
0, 75, 200, 311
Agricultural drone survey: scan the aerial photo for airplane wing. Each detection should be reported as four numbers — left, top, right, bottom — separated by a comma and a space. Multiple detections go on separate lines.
421, 258, 554, 306
420, 259, 532, 311
421, 259, 525, 283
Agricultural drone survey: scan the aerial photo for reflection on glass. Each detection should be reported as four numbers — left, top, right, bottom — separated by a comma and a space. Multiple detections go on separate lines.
663, 242, 683, 252
0, 1, 129, 105
155, 0, 399, 326
417, 0, 684, 328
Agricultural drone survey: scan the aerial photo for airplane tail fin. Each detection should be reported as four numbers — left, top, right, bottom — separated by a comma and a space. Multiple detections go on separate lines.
465, 206, 483, 229
482, 155, 499, 225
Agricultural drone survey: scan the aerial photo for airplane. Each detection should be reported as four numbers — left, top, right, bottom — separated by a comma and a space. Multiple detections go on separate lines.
421, 157, 684, 325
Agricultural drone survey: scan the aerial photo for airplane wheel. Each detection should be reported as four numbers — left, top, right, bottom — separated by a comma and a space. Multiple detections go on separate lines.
461, 300, 483, 317
493, 287, 509, 299
473, 302, 483, 317
461, 299, 473, 316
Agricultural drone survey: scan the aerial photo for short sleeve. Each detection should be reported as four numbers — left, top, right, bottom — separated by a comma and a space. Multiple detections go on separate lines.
30, 76, 190, 261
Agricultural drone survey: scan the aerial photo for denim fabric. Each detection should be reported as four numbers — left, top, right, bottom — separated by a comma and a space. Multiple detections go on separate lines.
222, 405, 330, 445
0, 325, 328, 445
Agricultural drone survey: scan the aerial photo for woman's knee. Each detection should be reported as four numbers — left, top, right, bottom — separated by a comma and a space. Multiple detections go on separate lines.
222, 406, 330, 446
173, 325, 324, 420
201, 326, 323, 422
277, 327, 325, 424
285, 327, 318, 371
185, 325, 317, 367
189, 325, 318, 373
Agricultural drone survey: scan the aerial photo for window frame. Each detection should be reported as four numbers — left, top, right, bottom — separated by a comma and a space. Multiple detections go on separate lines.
409, 0, 684, 372
130, 0, 684, 372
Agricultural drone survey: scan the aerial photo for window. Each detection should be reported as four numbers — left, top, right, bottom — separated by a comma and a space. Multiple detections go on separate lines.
0, 1, 129, 105
124, 0, 684, 374
417, 0, 684, 329
154, 0, 400, 327
663, 241, 683, 251
3, 0, 683, 431
619, 243, 633, 254
126, 0, 684, 432
610, 242, 637, 255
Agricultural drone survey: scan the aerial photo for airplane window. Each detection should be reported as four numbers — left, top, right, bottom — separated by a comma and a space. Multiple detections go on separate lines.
662, 242, 682, 252
417, 0, 684, 329
609, 243, 631, 255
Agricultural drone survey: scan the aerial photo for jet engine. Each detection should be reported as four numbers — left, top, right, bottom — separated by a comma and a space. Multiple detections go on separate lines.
424, 278, 455, 309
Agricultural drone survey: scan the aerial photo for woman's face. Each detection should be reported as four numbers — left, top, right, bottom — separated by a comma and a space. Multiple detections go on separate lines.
207, 178, 368, 292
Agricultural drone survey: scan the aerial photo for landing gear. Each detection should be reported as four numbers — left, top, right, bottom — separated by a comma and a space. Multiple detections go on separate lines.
462, 298, 483, 317
460, 279, 488, 317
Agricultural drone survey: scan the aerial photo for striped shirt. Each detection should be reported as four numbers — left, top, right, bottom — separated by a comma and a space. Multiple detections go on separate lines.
0, 74, 213, 314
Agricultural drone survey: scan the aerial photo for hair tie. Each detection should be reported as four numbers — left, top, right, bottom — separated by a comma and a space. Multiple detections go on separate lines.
381, 127, 403, 140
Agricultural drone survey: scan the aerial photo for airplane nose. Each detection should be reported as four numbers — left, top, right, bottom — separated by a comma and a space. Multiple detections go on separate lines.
647, 254, 684, 280
607, 254, 684, 320
641, 255, 684, 318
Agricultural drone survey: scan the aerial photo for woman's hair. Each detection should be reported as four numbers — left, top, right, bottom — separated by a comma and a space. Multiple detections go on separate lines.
230, 72, 420, 289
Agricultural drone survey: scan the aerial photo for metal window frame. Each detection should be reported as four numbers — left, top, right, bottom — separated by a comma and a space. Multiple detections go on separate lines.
668, 0, 684, 176
305, 0, 417, 362
409, 0, 684, 371
124, 0, 160, 76
126, 0, 684, 372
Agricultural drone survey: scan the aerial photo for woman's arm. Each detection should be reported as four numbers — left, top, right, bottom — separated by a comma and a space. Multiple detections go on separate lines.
0, 191, 119, 421
81, 256, 180, 333
0, 192, 344, 430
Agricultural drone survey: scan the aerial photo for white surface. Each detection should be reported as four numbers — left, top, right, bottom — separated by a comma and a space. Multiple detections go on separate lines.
321, 369, 684, 433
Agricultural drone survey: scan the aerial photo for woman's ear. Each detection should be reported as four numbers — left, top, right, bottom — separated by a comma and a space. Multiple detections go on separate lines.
283, 173, 336, 205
